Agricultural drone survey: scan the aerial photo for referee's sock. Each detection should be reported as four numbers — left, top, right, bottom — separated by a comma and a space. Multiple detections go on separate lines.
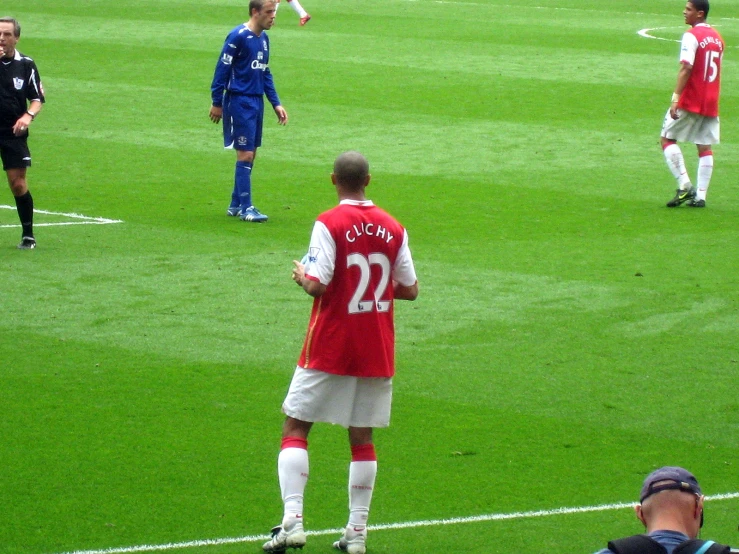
235, 161, 253, 209
15, 190, 34, 238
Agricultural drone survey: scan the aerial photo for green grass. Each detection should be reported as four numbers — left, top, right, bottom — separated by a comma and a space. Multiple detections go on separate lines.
2, 1, 738, 553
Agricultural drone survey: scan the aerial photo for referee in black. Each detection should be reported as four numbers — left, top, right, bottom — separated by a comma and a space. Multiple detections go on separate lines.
0, 16, 44, 249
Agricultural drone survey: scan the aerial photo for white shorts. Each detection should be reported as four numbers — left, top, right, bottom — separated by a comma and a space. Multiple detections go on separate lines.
661, 109, 720, 145
282, 367, 393, 428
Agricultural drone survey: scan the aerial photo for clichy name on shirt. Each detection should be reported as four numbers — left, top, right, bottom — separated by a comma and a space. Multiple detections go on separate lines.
345, 222, 395, 244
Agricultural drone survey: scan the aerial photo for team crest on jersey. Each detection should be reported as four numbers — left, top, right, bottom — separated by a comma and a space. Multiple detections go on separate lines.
308, 247, 320, 263
13, 78, 24, 90
237, 136, 248, 147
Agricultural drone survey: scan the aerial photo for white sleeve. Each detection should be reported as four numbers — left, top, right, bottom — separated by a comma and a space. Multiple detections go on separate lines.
392, 230, 417, 287
680, 32, 699, 66
304, 220, 336, 286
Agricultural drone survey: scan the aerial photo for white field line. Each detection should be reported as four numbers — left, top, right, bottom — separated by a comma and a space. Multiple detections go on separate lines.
0, 205, 123, 228
405, 1, 675, 16
52, 492, 739, 554
638, 27, 680, 43
638, 24, 737, 47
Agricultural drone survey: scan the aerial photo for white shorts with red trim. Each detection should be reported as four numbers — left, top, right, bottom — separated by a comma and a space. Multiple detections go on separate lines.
282, 367, 392, 428
661, 109, 720, 145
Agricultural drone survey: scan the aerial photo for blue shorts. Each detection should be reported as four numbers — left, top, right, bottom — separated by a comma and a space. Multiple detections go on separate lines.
223, 93, 264, 151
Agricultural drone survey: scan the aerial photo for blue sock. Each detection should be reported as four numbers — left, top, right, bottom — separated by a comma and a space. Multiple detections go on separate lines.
229, 184, 239, 209
235, 161, 252, 210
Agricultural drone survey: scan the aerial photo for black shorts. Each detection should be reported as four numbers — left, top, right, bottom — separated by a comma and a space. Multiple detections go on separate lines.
0, 136, 31, 171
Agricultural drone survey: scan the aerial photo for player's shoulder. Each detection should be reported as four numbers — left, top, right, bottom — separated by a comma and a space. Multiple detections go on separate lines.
227, 24, 251, 39
14, 51, 39, 70
316, 204, 344, 222
709, 25, 725, 43
15, 51, 35, 63
315, 202, 362, 226
367, 203, 406, 229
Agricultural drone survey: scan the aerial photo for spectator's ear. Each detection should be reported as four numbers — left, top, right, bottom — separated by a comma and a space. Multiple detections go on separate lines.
695, 496, 705, 528
634, 504, 647, 528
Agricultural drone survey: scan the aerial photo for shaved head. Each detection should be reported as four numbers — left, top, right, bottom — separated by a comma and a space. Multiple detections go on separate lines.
333, 151, 370, 192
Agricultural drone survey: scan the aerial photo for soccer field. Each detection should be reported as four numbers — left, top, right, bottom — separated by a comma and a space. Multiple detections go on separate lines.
2, 1, 738, 553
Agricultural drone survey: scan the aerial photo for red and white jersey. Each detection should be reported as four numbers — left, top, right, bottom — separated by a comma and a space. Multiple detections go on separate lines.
298, 200, 417, 378
679, 23, 724, 117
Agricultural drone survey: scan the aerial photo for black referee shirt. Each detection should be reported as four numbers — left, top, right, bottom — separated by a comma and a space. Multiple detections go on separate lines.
0, 50, 44, 138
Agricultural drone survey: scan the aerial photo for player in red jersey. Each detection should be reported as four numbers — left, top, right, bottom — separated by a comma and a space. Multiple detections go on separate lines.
662, 0, 723, 208
262, 152, 418, 554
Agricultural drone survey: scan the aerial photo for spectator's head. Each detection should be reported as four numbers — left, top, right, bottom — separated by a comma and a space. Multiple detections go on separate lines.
635, 467, 704, 539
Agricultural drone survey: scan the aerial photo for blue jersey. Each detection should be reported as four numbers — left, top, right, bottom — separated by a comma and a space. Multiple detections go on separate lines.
596, 530, 693, 554
211, 24, 280, 108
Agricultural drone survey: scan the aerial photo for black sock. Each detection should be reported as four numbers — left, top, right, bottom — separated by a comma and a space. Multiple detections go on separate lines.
15, 190, 34, 238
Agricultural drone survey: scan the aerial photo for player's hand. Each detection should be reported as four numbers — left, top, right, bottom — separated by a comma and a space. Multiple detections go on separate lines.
12, 114, 32, 136
209, 105, 223, 123
292, 260, 305, 286
670, 104, 679, 120
275, 106, 288, 125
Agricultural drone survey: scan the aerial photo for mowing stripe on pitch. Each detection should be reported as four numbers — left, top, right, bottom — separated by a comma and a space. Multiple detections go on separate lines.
52, 492, 739, 554
0, 205, 123, 228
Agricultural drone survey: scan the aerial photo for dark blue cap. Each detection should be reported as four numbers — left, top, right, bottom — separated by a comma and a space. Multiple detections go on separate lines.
640, 466, 702, 503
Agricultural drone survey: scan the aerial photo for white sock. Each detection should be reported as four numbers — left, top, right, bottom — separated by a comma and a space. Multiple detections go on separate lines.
696, 153, 713, 201
278, 447, 309, 526
287, 0, 308, 17
663, 143, 691, 190
348, 460, 377, 529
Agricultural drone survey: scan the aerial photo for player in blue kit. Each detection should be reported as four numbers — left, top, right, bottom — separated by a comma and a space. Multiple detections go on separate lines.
209, 0, 288, 223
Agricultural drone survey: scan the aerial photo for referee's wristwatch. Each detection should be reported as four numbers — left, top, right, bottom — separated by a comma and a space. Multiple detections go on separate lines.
27, 110, 36, 120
